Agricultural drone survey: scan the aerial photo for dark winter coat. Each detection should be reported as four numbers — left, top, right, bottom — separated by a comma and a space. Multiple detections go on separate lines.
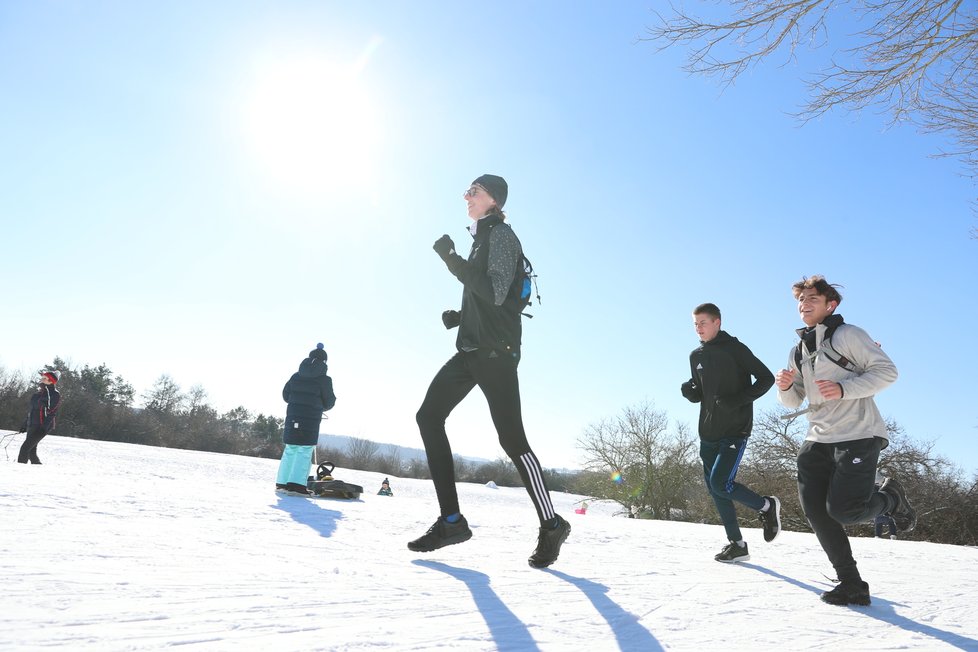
23, 385, 61, 434
441, 214, 525, 358
681, 331, 774, 442
282, 358, 335, 446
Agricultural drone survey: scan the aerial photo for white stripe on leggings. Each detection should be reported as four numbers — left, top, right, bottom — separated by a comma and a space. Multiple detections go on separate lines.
520, 452, 555, 521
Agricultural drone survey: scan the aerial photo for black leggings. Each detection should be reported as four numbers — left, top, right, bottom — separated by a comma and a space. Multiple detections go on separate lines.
416, 350, 556, 525
18, 426, 47, 464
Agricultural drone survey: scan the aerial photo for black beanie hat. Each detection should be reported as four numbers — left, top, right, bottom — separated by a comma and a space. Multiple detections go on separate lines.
472, 174, 508, 209
309, 342, 327, 362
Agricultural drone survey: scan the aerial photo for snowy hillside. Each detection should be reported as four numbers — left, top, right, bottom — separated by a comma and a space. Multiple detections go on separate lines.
2, 433, 976, 651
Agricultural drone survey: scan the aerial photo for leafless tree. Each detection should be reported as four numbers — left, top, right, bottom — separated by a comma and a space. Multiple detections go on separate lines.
648, 1, 978, 223
345, 436, 379, 471
377, 444, 405, 476
741, 408, 809, 531
578, 402, 700, 519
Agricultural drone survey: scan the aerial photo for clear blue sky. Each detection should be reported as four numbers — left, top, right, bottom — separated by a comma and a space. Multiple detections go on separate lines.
3, 2, 976, 475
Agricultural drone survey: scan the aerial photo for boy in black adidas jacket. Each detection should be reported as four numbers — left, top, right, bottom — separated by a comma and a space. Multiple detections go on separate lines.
681, 303, 779, 563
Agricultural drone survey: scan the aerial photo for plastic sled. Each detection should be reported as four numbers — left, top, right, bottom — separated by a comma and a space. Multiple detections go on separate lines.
307, 461, 363, 499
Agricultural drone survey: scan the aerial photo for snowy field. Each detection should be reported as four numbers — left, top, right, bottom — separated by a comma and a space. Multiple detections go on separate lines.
1, 433, 976, 651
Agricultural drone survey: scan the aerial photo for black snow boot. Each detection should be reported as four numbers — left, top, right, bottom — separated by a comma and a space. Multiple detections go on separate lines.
880, 476, 917, 532
821, 579, 871, 606
758, 496, 782, 543
528, 515, 571, 568
714, 541, 749, 563
285, 482, 312, 495
408, 516, 473, 552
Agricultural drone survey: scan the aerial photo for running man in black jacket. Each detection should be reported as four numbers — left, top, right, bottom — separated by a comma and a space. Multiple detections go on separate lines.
409, 174, 570, 569
681, 303, 779, 562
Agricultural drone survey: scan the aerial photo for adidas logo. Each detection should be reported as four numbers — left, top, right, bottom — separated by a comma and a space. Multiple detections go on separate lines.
696, 363, 704, 370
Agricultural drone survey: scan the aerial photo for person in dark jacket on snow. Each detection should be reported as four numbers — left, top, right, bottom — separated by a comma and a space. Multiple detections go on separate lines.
18, 370, 62, 464
409, 174, 570, 569
276, 343, 336, 495
681, 303, 778, 563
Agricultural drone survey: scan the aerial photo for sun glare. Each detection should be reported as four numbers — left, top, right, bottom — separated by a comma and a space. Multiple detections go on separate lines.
241, 47, 382, 195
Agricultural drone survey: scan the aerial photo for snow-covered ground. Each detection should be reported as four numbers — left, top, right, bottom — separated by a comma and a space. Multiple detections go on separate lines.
2, 433, 976, 651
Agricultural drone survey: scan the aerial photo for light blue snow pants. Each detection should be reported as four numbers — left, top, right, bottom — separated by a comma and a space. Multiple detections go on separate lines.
276, 444, 315, 486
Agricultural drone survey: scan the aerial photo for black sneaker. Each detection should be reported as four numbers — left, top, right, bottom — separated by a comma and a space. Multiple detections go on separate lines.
407, 516, 473, 552
285, 482, 312, 495
275, 483, 288, 491
880, 477, 917, 532
821, 579, 871, 606
714, 541, 749, 563
528, 515, 571, 568
758, 496, 782, 543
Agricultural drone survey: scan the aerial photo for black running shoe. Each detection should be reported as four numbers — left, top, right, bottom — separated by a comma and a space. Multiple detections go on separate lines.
275, 483, 288, 491
758, 496, 782, 543
714, 541, 749, 563
821, 580, 871, 606
880, 476, 917, 532
528, 515, 571, 568
407, 516, 473, 552
285, 482, 312, 495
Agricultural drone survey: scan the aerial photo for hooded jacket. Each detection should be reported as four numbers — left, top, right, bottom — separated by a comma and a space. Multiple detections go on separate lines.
681, 331, 774, 442
777, 314, 897, 444
282, 358, 336, 446
441, 213, 525, 358
24, 385, 61, 434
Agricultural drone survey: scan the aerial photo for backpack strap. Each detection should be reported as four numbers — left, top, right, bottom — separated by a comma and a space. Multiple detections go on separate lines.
795, 326, 858, 376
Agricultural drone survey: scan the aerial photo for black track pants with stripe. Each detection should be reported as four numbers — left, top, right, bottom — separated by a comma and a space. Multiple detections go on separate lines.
416, 350, 556, 525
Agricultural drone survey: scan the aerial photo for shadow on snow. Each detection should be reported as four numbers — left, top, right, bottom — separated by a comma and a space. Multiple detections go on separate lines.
743, 563, 978, 650
270, 495, 343, 539
413, 560, 540, 652
545, 569, 664, 651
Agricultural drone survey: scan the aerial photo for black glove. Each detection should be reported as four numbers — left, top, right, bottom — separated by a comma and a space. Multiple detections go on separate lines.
442, 310, 460, 329
433, 234, 456, 261
680, 381, 698, 401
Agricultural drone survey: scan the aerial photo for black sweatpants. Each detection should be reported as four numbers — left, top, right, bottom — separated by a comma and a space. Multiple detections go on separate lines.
416, 350, 556, 525
796, 437, 890, 582
18, 426, 48, 464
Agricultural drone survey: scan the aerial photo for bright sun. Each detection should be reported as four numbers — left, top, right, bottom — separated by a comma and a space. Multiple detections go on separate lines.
241, 48, 382, 195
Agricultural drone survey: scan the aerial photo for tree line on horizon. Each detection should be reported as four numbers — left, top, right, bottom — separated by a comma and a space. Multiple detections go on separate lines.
0, 358, 575, 491
572, 402, 978, 548
0, 358, 283, 459
3, 359, 975, 546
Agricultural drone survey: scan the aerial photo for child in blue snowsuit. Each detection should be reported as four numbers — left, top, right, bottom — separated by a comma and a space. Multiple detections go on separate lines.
276, 344, 336, 494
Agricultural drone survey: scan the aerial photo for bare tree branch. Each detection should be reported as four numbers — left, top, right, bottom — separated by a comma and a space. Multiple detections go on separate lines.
648, 0, 978, 213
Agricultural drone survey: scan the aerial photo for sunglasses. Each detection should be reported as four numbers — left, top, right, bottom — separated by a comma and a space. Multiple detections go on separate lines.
463, 185, 485, 198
